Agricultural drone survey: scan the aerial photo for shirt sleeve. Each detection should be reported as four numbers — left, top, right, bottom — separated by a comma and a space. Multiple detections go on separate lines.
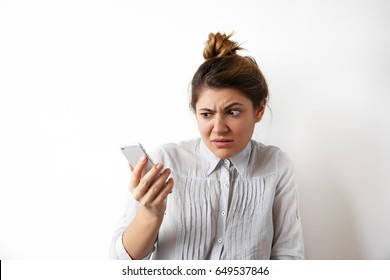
270, 151, 305, 259
108, 145, 166, 260
108, 194, 156, 260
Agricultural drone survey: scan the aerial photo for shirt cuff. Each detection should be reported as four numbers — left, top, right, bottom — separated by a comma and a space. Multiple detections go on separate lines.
115, 231, 132, 260
115, 231, 156, 260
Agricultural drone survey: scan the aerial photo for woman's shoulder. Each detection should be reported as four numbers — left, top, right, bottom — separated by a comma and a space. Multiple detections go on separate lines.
151, 139, 200, 171
251, 139, 279, 152
155, 138, 199, 156
249, 140, 292, 176
250, 139, 281, 160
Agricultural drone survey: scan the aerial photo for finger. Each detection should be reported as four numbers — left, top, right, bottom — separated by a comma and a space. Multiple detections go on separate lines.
131, 161, 164, 203
144, 168, 171, 196
137, 163, 165, 194
150, 177, 174, 207
128, 163, 134, 172
142, 168, 171, 201
129, 156, 148, 192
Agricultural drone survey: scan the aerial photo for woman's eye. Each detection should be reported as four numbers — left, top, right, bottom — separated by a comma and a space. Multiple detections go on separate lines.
228, 109, 240, 116
200, 112, 211, 118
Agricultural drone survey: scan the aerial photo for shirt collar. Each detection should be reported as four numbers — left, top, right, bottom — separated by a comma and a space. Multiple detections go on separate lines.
230, 140, 252, 176
199, 139, 252, 177
199, 140, 221, 176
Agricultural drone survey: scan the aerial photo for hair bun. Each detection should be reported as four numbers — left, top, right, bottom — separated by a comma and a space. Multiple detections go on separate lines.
203, 32, 243, 60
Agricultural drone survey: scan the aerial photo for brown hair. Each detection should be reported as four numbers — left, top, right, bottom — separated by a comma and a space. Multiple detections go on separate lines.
190, 32, 268, 111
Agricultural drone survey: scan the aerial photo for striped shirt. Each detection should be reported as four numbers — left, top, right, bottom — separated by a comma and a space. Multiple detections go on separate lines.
109, 138, 304, 259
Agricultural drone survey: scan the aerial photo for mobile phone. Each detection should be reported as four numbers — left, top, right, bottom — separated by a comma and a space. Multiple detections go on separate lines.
120, 143, 155, 177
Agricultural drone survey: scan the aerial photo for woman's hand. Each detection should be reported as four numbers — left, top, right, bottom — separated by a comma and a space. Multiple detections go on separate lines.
128, 156, 174, 217
123, 157, 174, 259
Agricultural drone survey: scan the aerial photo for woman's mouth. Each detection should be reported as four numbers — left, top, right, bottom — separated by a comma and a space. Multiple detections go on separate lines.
211, 139, 234, 148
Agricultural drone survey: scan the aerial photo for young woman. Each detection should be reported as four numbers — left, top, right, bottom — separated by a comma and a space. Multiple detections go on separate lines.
109, 32, 304, 260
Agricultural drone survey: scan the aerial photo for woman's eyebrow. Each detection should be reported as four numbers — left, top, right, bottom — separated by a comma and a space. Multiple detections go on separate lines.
198, 102, 244, 112
198, 108, 213, 112
224, 102, 244, 109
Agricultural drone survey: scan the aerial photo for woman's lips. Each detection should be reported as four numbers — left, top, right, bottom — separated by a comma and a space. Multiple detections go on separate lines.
211, 139, 233, 148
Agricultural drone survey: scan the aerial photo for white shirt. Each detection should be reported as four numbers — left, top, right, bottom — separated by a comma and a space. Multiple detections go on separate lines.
109, 138, 304, 259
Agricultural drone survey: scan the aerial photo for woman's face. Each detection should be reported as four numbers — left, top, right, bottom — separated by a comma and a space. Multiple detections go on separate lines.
195, 87, 265, 159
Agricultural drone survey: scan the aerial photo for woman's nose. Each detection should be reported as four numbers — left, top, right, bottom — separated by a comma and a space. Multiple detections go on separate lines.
212, 115, 228, 134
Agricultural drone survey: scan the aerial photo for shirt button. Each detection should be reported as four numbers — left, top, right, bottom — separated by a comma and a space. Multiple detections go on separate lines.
217, 238, 223, 243
222, 211, 226, 216
224, 159, 230, 166
224, 182, 229, 188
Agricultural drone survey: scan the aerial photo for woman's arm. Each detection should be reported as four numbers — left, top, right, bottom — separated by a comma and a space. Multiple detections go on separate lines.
271, 151, 305, 259
122, 156, 174, 259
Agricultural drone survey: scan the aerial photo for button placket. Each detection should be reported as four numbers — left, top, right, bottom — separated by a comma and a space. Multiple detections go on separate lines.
218, 159, 230, 245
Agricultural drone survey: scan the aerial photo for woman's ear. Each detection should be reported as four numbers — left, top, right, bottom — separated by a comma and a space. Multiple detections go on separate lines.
255, 99, 267, 122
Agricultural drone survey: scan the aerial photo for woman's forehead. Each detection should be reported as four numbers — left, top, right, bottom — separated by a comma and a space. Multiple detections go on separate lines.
196, 88, 252, 108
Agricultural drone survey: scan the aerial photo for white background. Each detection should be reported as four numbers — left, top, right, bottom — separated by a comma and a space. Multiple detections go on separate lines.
0, 0, 389, 260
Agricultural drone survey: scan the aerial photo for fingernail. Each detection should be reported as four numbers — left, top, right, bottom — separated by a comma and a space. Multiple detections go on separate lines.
168, 178, 173, 193
156, 163, 163, 169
